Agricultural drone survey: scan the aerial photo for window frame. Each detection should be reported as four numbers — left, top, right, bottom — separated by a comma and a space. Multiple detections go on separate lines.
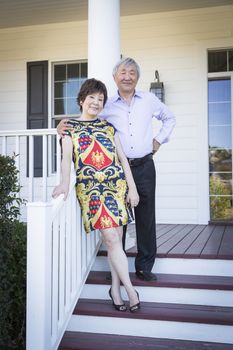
51, 60, 88, 126
48, 60, 87, 175
208, 48, 233, 73
207, 70, 233, 221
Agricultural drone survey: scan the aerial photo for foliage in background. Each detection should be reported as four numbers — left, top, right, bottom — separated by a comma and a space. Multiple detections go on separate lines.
209, 175, 231, 220
0, 155, 26, 349
0, 154, 24, 221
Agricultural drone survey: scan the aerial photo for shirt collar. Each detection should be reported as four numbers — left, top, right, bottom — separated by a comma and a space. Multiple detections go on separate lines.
112, 90, 143, 102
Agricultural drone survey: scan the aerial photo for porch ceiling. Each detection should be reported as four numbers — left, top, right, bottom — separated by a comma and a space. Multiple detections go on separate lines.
0, 0, 232, 29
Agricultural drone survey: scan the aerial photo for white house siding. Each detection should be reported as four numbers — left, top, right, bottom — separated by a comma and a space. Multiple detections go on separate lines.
0, 21, 88, 215
0, 5, 233, 224
121, 5, 233, 224
0, 20, 87, 130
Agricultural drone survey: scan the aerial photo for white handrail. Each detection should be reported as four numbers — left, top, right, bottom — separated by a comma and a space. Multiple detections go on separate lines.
0, 128, 57, 136
26, 179, 101, 350
0, 129, 61, 205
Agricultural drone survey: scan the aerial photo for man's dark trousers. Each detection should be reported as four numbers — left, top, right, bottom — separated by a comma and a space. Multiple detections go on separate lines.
122, 157, 156, 272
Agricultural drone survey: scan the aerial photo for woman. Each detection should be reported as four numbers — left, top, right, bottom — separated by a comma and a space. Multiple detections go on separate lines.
52, 78, 140, 312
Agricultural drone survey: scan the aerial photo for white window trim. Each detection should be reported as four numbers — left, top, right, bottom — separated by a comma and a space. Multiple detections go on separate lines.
51, 59, 88, 126
207, 71, 233, 221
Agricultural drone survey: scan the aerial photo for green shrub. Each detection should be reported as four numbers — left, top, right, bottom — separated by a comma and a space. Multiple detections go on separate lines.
0, 155, 26, 349
209, 175, 231, 220
0, 154, 24, 222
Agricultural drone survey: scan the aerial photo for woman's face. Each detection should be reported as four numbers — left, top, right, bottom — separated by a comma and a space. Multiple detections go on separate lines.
81, 92, 104, 117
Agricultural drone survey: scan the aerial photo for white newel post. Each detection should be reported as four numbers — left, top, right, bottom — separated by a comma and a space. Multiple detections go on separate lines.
88, 0, 120, 96
26, 202, 52, 350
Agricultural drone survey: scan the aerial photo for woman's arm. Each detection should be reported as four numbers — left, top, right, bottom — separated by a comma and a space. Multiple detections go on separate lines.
52, 136, 73, 200
114, 134, 139, 208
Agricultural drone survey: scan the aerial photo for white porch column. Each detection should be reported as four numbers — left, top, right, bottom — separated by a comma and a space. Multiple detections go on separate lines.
88, 0, 120, 96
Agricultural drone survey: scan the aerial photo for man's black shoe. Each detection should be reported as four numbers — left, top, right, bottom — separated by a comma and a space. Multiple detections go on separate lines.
136, 270, 157, 281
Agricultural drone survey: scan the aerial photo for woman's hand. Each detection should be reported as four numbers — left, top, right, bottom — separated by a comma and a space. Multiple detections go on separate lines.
127, 188, 140, 208
52, 183, 69, 200
57, 119, 72, 138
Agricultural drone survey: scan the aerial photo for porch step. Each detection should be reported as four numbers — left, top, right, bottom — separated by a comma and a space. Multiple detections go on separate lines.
67, 299, 233, 344
59, 331, 233, 350
81, 271, 233, 307
93, 255, 233, 276
74, 299, 233, 326
86, 271, 233, 290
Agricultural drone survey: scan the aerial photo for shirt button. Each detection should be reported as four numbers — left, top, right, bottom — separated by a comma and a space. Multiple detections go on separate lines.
131, 147, 133, 149
129, 123, 132, 125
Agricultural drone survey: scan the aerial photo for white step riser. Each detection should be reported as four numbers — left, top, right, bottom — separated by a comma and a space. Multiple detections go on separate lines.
81, 284, 233, 307
67, 315, 233, 344
93, 256, 233, 277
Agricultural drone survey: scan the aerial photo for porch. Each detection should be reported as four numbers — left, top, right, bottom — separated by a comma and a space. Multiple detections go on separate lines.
126, 223, 233, 260
1, 127, 233, 349
59, 223, 233, 350
0, 123, 232, 350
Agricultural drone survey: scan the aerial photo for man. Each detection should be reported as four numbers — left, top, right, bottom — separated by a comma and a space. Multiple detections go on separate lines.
57, 57, 175, 281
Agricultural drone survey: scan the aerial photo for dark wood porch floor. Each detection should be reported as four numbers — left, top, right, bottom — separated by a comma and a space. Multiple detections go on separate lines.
126, 224, 233, 260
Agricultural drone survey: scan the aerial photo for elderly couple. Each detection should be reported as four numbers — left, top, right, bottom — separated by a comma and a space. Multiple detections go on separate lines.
53, 57, 175, 313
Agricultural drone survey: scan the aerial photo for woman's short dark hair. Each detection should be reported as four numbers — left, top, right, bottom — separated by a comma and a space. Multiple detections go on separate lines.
77, 78, 108, 111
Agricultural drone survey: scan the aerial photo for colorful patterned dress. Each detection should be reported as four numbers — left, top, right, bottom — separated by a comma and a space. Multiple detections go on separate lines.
67, 118, 131, 233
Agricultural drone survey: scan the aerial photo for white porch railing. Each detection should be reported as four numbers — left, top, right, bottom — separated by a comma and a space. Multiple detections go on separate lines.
26, 169, 102, 350
0, 129, 59, 204
0, 129, 102, 349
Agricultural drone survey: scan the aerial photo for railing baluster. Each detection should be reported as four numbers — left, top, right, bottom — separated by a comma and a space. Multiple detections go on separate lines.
28, 135, 34, 202
58, 207, 65, 328
81, 225, 87, 277
65, 198, 71, 309
51, 216, 59, 345
15, 136, 20, 195
2, 136, 7, 155
56, 134, 61, 184
15, 135, 20, 164
43, 135, 48, 202
71, 189, 77, 295
76, 208, 82, 286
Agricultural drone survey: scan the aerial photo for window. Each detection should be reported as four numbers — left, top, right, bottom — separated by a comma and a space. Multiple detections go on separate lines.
208, 49, 233, 73
52, 61, 87, 126
208, 49, 233, 221
51, 61, 87, 172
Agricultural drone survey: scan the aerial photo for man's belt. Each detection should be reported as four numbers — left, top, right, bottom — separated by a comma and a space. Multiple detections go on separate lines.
127, 153, 153, 167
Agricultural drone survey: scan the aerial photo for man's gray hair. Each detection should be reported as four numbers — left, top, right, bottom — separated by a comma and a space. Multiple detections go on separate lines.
112, 57, 140, 78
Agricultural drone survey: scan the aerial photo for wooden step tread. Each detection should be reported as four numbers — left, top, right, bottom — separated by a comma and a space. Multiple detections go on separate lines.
98, 244, 233, 259
86, 271, 233, 290
74, 299, 233, 325
59, 331, 233, 350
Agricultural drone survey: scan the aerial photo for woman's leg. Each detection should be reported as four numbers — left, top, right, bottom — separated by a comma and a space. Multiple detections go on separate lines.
107, 256, 123, 305
101, 226, 139, 307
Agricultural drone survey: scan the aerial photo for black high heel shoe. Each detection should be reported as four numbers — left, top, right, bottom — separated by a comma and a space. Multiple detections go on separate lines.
129, 290, 140, 313
109, 288, 127, 312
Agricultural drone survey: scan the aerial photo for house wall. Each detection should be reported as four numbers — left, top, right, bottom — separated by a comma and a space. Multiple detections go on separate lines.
0, 5, 232, 224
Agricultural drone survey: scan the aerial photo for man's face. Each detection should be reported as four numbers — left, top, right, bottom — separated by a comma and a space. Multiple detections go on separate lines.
113, 64, 139, 95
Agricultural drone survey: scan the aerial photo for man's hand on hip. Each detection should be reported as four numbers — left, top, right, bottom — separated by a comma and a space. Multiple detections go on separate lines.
57, 119, 72, 138
153, 139, 161, 154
